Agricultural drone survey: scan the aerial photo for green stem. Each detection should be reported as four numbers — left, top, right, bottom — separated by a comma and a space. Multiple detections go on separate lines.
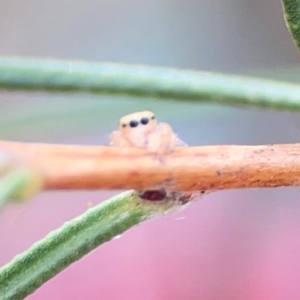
0, 169, 33, 210
282, 0, 300, 54
0, 190, 180, 300
1, 57, 300, 110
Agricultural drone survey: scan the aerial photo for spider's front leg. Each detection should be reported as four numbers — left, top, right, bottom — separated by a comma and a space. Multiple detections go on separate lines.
157, 122, 178, 153
146, 122, 177, 161
109, 131, 129, 147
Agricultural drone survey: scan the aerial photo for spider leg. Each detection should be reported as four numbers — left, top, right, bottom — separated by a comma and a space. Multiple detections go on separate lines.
109, 131, 130, 147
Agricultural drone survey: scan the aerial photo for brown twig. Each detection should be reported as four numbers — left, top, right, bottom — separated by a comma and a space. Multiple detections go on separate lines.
0, 140, 299, 191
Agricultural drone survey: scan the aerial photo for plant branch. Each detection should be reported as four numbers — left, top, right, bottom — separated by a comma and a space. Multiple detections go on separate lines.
1, 57, 300, 110
1, 140, 300, 191
0, 190, 181, 300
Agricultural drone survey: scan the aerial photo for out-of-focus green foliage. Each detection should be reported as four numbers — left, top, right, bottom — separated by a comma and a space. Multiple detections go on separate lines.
282, 0, 300, 54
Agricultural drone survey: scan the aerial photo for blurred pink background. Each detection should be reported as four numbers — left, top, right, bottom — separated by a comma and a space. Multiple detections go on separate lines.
1, 1, 300, 299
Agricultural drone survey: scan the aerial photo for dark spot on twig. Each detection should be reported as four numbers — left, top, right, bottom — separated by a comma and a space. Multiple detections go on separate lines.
138, 189, 166, 201
177, 193, 193, 204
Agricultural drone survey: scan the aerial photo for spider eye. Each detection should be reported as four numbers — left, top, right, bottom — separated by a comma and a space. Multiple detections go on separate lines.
151, 115, 155, 120
140, 117, 149, 125
129, 120, 139, 128
122, 124, 127, 128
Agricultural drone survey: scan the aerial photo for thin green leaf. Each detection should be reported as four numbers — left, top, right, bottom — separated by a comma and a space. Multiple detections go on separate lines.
0, 190, 183, 300
282, 0, 300, 54
0, 169, 35, 210
1, 57, 300, 110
